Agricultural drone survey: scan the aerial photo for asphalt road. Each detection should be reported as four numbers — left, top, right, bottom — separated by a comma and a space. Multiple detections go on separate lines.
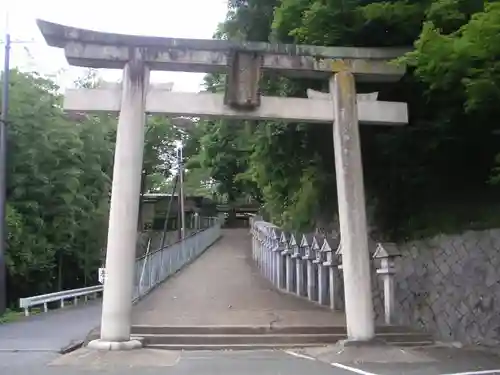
3, 344, 500, 375
293, 345, 500, 375
0, 300, 101, 352
0, 349, 359, 375
337, 346, 500, 375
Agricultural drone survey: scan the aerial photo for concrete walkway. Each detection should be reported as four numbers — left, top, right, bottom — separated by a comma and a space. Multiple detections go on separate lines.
132, 229, 345, 327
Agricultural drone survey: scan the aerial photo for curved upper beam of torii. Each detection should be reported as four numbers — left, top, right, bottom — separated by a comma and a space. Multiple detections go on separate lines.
36, 19, 408, 82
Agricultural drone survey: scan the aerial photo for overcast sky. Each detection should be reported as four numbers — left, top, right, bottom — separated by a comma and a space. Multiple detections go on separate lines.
0, 0, 229, 91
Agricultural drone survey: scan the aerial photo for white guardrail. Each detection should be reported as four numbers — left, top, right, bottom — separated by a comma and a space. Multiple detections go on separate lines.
19, 285, 103, 316
19, 217, 222, 316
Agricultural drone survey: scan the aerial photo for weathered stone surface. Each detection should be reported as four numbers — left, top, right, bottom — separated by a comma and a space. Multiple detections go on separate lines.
36, 19, 407, 82
255, 219, 500, 346
376, 228, 500, 346
64, 89, 408, 126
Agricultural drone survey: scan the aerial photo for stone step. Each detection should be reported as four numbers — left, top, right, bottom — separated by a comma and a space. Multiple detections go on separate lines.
397, 341, 435, 347
140, 333, 340, 345
146, 343, 323, 350
145, 340, 435, 351
138, 332, 432, 346
130, 325, 434, 350
131, 325, 421, 336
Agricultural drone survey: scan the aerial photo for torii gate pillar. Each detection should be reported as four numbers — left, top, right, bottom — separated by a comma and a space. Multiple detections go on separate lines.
88, 60, 149, 350
331, 71, 374, 342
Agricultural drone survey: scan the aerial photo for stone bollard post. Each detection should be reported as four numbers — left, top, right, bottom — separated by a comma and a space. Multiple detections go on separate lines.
251, 226, 257, 261
257, 228, 265, 271
280, 232, 295, 293
290, 233, 306, 297
265, 227, 274, 280
312, 236, 328, 306
321, 236, 342, 310
271, 228, 278, 284
301, 234, 317, 302
267, 228, 275, 284
263, 229, 270, 279
272, 228, 285, 289
254, 227, 259, 264
260, 228, 267, 274
373, 242, 401, 325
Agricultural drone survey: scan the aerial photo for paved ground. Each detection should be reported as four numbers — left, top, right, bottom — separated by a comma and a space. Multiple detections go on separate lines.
4, 229, 500, 374
4, 345, 500, 375
1, 349, 355, 375
0, 301, 101, 352
292, 344, 500, 374
133, 229, 345, 327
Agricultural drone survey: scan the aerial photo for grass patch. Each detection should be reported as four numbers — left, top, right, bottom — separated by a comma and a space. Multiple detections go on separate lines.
0, 309, 24, 324
0, 307, 43, 324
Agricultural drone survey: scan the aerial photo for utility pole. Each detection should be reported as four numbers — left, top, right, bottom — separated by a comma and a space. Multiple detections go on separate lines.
178, 146, 186, 239
0, 17, 11, 315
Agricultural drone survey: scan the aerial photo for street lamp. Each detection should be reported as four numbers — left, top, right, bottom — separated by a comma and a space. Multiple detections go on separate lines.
171, 117, 195, 239
177, 146, 185, 239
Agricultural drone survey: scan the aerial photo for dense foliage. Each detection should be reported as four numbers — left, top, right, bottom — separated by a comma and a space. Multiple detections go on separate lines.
2, 69, 176, 306
4, 0, 500, 308
188, 0, 500, 239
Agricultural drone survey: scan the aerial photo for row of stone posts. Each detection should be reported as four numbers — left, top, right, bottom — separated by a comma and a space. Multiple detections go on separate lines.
250, 219, 401, 325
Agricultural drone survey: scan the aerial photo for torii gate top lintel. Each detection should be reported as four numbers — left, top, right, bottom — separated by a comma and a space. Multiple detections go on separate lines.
36, 19, 408, 126
36, 19, 407, 83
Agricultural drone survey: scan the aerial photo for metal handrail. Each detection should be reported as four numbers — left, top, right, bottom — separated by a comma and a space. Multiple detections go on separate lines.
136, 218, 217, 261
132, 218, 221, 301
18, 217, 222, 316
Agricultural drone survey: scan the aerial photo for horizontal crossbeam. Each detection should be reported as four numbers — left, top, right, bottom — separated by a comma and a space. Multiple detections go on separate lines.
63, 88, 408, 125
37, 19, 407, 82
62, 43, 403, 82
307, 88, 378, 101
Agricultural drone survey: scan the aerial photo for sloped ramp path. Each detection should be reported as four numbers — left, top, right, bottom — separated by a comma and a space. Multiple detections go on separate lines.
130, 229, 436, 350
132, 228, 344, 328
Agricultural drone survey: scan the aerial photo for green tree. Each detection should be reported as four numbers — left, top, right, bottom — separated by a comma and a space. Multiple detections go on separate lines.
1, 68, 181, 305
185, 72, 261, 210
3, 70, 115, 300
191, 0, 500, 237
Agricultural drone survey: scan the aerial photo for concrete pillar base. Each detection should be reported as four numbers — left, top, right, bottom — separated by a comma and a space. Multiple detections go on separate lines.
87, 338, 143, 351
337, 338, 386, 348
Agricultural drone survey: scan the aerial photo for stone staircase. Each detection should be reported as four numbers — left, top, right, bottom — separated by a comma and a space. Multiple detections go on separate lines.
131, 325, 434, 350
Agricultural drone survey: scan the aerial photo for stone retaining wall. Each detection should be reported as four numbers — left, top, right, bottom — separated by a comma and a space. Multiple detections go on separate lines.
380, 229, 500, 346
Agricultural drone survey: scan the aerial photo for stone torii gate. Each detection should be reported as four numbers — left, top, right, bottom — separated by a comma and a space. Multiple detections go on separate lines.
36, 20, 408, 350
